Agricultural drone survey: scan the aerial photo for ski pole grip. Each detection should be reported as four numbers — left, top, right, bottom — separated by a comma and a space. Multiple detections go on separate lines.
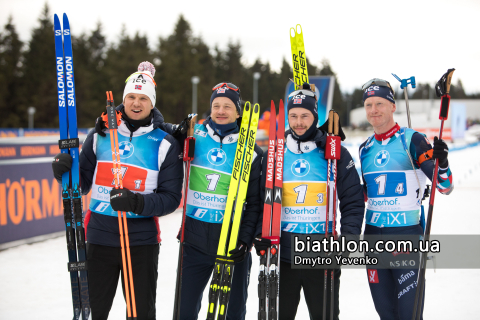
439, 95, 450, 120
105, 91, 118, 130
327, 110, 334, 134
187, 115, 197, 137
333, 112, 339, 136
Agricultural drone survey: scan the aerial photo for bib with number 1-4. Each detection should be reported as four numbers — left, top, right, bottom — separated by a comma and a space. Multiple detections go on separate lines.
360, 128, 426, 228
281, 134, 332, 234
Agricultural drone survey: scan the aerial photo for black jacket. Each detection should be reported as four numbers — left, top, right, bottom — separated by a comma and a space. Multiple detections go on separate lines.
259, 128, 365, 263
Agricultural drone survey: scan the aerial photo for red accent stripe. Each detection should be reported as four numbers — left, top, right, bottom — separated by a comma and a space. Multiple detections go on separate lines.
375, 123, 400, 141
154, 216, 161, 243
84, 209, 91, 240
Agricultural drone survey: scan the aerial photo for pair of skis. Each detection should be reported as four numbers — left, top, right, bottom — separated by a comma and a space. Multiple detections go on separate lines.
54, 13, 91, 320
258, 100, 285, 320
290, 24, 309, 90
411, 68, 455, 320
206, 102, 260, 320
172, 114, 197, 320
323, 110, 341, 320
105, 92, 138, 320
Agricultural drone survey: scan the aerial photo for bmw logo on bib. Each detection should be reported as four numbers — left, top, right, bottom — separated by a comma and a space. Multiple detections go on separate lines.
118, 141, 134, 159
207, 148, 227, 166
374, 150, 390, 167
291, 159, 310, 177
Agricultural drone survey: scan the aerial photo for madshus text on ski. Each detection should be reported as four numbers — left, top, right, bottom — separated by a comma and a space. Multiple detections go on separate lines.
50, 16, 454, 320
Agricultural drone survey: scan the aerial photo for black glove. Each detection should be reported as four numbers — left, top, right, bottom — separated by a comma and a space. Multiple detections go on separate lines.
253, 236, 271, 256
52, 153, 72, 183
95, 113, 108, 137
110, 188, 144, 215
172, 113, 197, 138
229, 241, 248, 263
432, 136, 449, 167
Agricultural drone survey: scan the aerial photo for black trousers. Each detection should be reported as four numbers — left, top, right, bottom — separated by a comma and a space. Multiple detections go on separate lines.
179, 244, 252, 320
86, 243, 160, 320
279, 261, 341, 320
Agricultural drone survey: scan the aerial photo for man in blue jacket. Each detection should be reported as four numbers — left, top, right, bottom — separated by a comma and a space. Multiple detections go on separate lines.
178, 82, 263, 320
52, 62, 183, 320
359, 78, 453, 320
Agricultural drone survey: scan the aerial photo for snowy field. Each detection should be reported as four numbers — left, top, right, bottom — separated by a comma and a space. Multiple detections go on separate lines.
1, 144, 480, 319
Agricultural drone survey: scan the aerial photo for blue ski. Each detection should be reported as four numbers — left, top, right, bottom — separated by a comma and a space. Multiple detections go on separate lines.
54, 13, 91, 320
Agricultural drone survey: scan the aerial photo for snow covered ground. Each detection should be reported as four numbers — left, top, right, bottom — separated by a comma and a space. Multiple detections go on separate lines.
1, 144, 480, 319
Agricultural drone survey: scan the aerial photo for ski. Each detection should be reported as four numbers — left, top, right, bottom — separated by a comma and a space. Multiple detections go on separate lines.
206, 102, 260, 320
54, 13, 91, 320
268, 100, 285, 320
323, 110, 341, 320
258, 101, 277, 320
411, 68, 455, 320
173, 114, 197, 320
290, 25, 309, 90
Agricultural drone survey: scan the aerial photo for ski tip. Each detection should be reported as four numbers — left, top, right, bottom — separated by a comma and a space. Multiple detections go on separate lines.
243, 101, 251, 112
253, 103, 260, 113
296, 24, 303, 35
290, 27, 296, 38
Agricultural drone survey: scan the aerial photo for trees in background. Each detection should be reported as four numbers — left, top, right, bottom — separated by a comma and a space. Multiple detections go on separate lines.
0, 5, 477, 128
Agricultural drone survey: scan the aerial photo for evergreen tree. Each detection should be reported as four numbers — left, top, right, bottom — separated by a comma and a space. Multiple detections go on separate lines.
103, 26, 153, 107
72, 22, 107, 126
156, 15, 214, 123
0, 16, 23, 127
20, 3, 56, 128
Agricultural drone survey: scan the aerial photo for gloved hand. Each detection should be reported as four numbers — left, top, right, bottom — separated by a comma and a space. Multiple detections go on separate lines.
172, 113, 197, 137
95, 113, 108, 137
110, 188, 144, 215
52, 153, 73, 183
253, 235, 271, 256
229, 241, 248, 263
432, 136, 449, 167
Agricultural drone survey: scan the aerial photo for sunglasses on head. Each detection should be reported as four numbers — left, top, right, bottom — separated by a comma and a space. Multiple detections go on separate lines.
362, 78, 395, 95
212, 82, 240, 92
288, 89, 317, 101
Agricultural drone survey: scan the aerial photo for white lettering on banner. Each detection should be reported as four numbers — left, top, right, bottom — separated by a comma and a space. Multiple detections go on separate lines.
330, 139, 337, 157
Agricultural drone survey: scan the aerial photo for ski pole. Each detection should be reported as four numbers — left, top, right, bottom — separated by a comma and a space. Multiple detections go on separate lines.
392, 74, 416, 128
106, 91, 137, 320
329, 111, 340, 320
173, 114, 197, 320
323, 110, 334, 320
411, 68, 455, 320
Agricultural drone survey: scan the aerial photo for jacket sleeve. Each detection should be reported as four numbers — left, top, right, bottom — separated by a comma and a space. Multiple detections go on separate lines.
238, 145, 263, 247
79, 129, 97, 195
140, 134, 184, 217
336, 146, 365, 236
410, 132, 454, 195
